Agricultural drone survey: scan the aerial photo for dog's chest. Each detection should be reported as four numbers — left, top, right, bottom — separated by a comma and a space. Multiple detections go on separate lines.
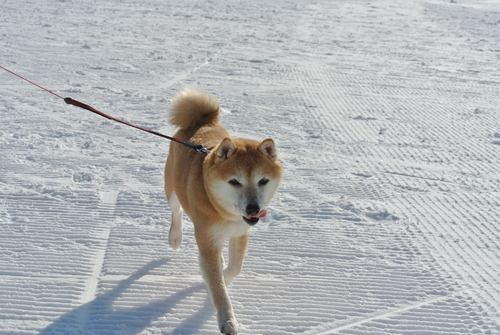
210, 219, 251, 242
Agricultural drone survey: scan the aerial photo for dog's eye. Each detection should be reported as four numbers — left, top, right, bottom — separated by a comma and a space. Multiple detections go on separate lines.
228, 179, 242, 187
258, 178, 269, 186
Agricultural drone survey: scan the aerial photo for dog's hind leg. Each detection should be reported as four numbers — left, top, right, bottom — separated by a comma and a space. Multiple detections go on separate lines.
167, 191, 183, 250
224, 232, 249, 286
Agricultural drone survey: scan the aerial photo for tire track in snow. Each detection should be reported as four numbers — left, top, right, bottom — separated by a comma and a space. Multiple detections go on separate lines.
161, 51, 223, 90
286, 0, 500, 332
74, 190, 118, 332
79, 190, 119, 305
293, 62, 500, 333
306, 291, 465, 335
396, 193, 500, 328
0, 181, 122, 333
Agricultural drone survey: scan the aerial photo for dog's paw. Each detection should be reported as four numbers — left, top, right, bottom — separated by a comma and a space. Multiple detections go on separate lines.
219, 318, 239, 335
168, 229, 183, 250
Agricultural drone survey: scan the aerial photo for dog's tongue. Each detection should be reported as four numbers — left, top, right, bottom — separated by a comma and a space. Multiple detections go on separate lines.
246, 209, 267, 220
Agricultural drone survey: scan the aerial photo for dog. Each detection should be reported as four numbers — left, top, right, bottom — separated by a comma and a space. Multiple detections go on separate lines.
164, 89, 283, 334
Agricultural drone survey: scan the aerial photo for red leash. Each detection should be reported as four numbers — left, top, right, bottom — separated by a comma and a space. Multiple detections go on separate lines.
1, 66, 65, 100
1, 66, 210, 154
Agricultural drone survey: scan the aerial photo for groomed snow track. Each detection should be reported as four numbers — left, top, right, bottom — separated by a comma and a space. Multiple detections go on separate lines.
1, 0, 499, 334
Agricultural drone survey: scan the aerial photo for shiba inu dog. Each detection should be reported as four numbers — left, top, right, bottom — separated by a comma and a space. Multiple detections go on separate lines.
164, 89, 283, 334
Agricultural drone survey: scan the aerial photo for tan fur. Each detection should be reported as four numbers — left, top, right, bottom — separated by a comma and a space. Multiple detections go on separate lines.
164, 89, 283, 335
168, 89, 219, 129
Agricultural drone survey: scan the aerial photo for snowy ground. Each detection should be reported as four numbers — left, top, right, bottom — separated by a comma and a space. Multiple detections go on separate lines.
1, 0, 500, 334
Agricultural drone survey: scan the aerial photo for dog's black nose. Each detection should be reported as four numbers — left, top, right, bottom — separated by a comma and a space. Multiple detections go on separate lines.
246, 203, 260, 217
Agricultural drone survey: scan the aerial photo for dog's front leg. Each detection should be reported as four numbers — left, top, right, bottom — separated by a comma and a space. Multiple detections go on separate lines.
196, 232, 239, 335
224, 232, 249, 286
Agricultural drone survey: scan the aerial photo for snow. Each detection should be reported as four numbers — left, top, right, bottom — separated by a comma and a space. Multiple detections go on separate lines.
1, 0, 500, 334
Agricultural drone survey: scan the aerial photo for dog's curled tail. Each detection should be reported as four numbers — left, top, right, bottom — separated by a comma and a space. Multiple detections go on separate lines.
168, 89, 220, 129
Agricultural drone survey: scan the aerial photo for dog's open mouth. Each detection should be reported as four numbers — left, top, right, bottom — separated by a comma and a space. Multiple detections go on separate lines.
243, 209, 267, 226
243, 216, 260, 225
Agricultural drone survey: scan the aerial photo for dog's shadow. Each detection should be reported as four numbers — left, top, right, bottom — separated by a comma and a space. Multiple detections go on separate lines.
40, 258, 213, 335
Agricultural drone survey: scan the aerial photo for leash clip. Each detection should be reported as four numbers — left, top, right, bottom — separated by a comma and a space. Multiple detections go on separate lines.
183, 141, 211, 154
196, 147, 211, 154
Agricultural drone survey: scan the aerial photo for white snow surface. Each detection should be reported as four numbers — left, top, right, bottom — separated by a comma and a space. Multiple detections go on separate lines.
1, 0, 500, 334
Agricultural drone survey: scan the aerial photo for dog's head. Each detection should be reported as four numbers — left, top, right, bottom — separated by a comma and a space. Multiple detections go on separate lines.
204, 138, 283, 225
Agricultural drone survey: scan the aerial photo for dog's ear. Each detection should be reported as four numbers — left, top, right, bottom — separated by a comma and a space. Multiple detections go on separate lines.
215, 138, 235, 164
258, 139, 278, 162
